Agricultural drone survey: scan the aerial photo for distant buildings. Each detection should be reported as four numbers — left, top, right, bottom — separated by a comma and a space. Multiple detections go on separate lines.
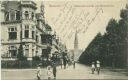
1, 1, 65, 61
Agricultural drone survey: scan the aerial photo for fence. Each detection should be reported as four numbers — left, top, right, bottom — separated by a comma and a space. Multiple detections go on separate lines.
1, 59, 64, 69
1, 60, 50, 69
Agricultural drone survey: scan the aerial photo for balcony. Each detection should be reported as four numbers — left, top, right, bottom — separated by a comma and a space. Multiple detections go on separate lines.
36, 43, 49, 49
22, 38, 36, 43
2, 57, 17, 61
21, 1, 36, 5
1, 20, 21, 25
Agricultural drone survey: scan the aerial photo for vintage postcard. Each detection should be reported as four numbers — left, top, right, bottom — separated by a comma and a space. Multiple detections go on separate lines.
1, 0, 128, 80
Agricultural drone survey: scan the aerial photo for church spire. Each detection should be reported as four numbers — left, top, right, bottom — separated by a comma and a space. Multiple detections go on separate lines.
74, 30, 78, 50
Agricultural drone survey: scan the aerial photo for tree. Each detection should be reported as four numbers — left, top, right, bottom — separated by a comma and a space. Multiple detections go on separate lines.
79, 33, 103, 65
79, 4, 128, 68
106, 19, 119, 68
118, 5, 128, 67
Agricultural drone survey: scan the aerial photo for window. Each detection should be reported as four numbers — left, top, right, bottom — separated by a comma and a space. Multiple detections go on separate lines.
9, 45, 17, 58
42, 49, 48, 58
25, 25, 29, 29
25, 49, 29, 57
31, 12, 34, 20
41, 34, 47, 44
32, 31, 35, 39
25, 11, 29, 19
36, 47, 38, 56
24, 25, 29, 38
32, 26, 35, 39
16, 11, 20, 20
10, 10, 15, 21
25, 45, 29, 49
32, 49, 34, 57
25, 30, 29, 38
24, 45, 29, 57
5, 12, 9, 21
41, 34, 52, 44
36, 35, 39, 42
8, 27, 17, 40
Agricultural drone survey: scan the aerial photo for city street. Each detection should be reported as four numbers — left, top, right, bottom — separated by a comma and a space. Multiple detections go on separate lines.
2, 63, 128, 80
1, 1, 128, 80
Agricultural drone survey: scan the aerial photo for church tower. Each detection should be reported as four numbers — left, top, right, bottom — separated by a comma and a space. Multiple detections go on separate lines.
73, 30, 79, 61
74, 30, 78, 50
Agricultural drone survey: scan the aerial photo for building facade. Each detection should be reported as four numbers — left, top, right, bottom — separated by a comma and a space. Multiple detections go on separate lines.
1, 1, 54, 60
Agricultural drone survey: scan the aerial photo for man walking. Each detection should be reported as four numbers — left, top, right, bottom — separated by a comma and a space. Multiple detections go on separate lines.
72, 60, 76, 69
53, 62, 57, 79
63, 56, 67, 69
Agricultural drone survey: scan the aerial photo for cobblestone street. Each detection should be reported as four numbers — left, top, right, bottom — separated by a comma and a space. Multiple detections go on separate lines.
2, 63, 128, 80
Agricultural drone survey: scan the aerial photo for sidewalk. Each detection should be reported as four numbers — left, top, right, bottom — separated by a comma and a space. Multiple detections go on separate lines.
2, 68, 41, 71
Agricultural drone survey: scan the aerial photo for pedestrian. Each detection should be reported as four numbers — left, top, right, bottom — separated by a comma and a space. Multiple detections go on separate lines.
67, 58, 71, 68
53, 63, 57, 79
72, 60, 76, 69
47, 66, 52, 80
63, 56, 67, 69
63, 59, 66, 69
60, 58, 63, 69
37, 66, 41, 80
66, 58, 69, 68
91, 62, 95, 74
96, 60, 100, 75
47, 58, 51, 66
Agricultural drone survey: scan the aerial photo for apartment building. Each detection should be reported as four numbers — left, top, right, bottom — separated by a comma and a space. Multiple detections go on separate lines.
1, 1, 54, 60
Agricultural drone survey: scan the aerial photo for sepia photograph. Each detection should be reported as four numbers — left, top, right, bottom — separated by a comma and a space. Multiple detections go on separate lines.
1, 0, 128, 80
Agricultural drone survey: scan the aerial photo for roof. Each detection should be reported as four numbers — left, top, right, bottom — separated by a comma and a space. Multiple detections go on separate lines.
1, 1, 20, 11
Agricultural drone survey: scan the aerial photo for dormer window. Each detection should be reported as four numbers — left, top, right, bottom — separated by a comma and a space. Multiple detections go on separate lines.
25, 11, 29, 19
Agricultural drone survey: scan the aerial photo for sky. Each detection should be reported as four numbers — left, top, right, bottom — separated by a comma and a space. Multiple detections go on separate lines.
35, 0, 127, 50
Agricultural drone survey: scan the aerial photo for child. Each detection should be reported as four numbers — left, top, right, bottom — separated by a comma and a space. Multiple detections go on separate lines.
91, 62, 95, 74
47, 66, 52, 80
37, 66, 41, 80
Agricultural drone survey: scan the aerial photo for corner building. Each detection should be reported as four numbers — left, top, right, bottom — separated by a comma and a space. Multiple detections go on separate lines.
1, 1, 53, 60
